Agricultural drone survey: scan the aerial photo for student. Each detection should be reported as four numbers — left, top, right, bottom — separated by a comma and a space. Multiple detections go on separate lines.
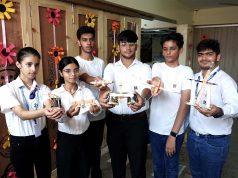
75, 26, 106, 178
0, 47, 63, 178
51, 56, 101, 178
149, 32, 193, 177
187, 39, 238, 178
100, 30, 151, 178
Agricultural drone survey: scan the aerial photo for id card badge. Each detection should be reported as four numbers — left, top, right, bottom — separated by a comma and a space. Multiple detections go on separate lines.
34, 122, 41, 137
193, 106, 197, 116
172, 83, 177, 89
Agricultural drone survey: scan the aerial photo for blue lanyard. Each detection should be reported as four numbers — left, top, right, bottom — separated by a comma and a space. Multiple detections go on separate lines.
20, 86, 39, 124
195, 68, 220, 98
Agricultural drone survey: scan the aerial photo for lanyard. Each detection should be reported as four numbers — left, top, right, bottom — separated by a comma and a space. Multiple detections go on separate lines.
20, 86, 39, 124
195, 68, 220, 98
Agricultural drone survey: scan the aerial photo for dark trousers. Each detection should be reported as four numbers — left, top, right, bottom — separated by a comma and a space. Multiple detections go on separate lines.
56, 130, 90, 178
106, 111, 148, 178
85, 119, 105, 178
10, 128, 51, 178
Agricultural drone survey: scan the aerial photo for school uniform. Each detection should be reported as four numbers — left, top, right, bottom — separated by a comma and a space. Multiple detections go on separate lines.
75, 55, 106, 178
103, 59, 151, 178
0, 76, 51, 178
51, 82, 101, 178
149, 62, 193, 178
188, 67, 238, 178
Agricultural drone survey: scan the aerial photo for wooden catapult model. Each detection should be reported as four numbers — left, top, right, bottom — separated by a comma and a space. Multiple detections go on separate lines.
187, 62, 217, 109
107, 81, 137, 105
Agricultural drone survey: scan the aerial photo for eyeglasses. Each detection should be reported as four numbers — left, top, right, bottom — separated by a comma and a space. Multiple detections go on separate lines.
120, 42, 137, 47
197, 51, 215, 58
29, 87, 37, 99
63, 68, 80, 74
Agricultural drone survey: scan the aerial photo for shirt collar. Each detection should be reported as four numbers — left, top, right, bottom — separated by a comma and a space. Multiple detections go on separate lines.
15, 76, 38, 90
198, 66, 220, 78
59, 83, 82, 93
115, 58, 139, 67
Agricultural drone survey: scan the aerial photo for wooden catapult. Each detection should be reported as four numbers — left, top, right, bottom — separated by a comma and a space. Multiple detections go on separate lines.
187, 62, 217, 109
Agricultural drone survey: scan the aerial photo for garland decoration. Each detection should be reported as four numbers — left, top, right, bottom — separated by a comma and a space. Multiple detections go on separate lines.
0, 1, 16, 153
46, 8, 64, 88
112, 44, 119, 57
0, 0, 16, 85
111, 20, 120, 63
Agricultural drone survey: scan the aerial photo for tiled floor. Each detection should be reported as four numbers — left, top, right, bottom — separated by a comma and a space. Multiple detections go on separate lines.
52, 119, 238, 178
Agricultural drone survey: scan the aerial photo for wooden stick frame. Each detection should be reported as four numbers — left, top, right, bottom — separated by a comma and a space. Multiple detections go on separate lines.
187, 79, 215, 109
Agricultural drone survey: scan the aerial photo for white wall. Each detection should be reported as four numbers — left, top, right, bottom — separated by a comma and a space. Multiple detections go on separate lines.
193, 7, 238, 25
104, 0, 193, 24
141, 19, 176, 29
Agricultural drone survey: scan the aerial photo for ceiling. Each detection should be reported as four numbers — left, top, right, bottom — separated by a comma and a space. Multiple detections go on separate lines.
179, 0, 238, 10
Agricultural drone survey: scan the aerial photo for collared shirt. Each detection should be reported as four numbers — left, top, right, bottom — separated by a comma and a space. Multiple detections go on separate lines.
103, 59, 151, 115
51, 83, 98, 135
189, 66, 238, 135
0, 77, 50, 136
75, 55, 105, 121
149, 62, 194, 135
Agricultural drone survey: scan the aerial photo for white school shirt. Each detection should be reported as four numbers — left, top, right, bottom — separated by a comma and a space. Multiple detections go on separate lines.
0, 77, 50, 136
189, 67, 238, 135
75, 55, 105, 121
51, 83, 99, 135
103, 59, 151, 115
149, 62, 193, 135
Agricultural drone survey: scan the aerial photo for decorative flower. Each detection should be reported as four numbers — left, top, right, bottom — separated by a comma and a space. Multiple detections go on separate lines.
92, 49, 97, 56
54, 79, 59, 89
47, 8, 61, 26
0, 0, 15, 20
0, 43, 16, 65
48, 47, 64, 64
112, 21, 120, 32
8, 171, 17, 178
188, 43, 193, 49
85, 13, 96, 28
201, 34, 208, 40
2, 133, 10, 149
112, 44, 120, 57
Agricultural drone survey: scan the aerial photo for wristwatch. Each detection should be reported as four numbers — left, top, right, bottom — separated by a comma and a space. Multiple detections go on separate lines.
170, 131, 178, 138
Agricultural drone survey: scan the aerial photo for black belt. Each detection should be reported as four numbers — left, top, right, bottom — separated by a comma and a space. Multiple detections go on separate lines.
10, 127, 48, 140
190, 129, 229, 138
108, 111, 147, 121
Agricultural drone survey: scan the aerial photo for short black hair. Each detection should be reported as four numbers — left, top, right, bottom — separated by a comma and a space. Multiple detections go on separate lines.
17, 47, 41, 63
118, 30, 138, 43
58, 56, 80, 85
76, 26, 95, 40
160, 32, 184, 49
196, 39, 220, 54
